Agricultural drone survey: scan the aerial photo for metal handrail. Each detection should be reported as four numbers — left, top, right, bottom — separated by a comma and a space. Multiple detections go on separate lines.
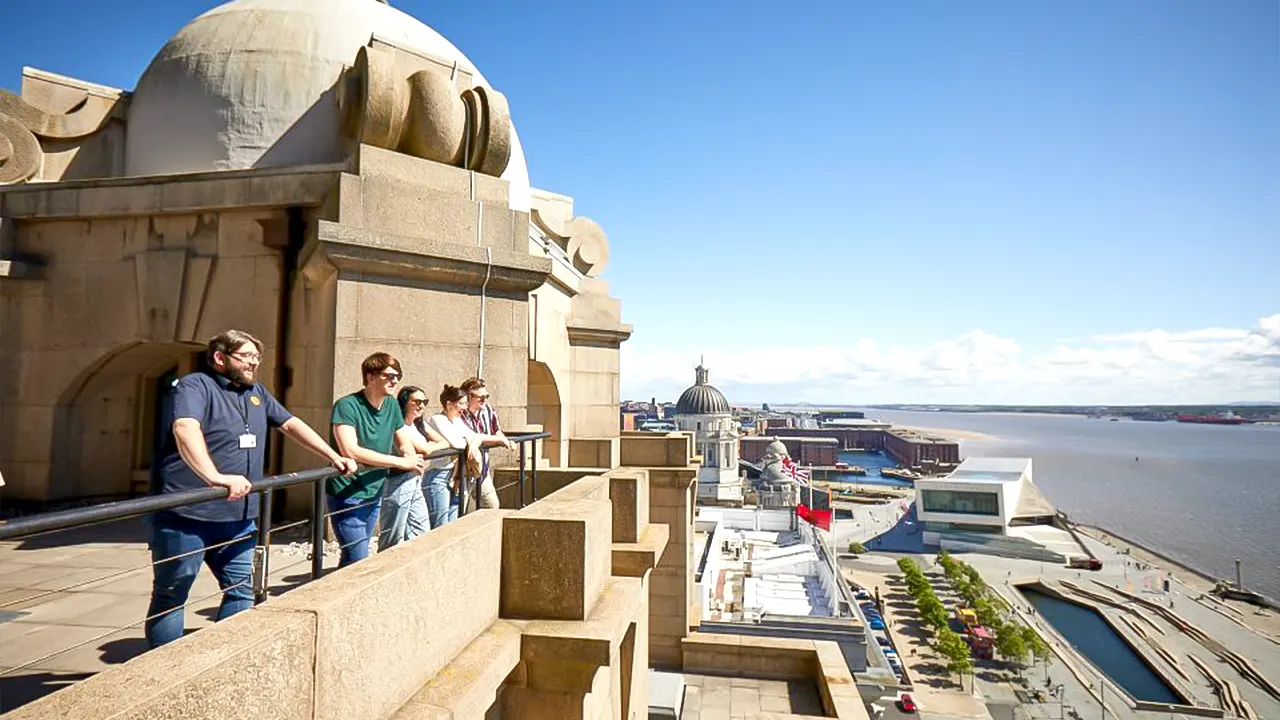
0, 429, 552, 710
0, 431, 551, 543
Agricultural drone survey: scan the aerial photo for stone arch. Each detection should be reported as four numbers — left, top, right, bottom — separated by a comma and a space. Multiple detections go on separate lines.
48, 341, 204, 500
526, 359, 563, 467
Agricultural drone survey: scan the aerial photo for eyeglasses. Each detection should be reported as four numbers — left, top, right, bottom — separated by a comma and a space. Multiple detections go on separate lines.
380, 371, 401, 383
471, 394, 490, 402
230, 352, 262, 364
409, 397, 426, 406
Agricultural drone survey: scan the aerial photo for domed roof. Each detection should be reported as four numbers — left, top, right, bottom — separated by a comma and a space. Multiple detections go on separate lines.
125, 0, 531, 211
765, 439, 789, 458
676, 363, 730, 416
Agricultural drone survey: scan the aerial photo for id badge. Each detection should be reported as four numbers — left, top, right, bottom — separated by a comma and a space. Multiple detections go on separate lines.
239, 433, 258, 449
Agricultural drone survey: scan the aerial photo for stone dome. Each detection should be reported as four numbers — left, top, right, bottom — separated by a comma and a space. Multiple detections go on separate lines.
124, 0, 532, 211
675, 364, 730, 416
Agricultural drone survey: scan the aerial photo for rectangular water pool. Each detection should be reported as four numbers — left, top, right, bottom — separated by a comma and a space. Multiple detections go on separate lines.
1022, 586, 1183, 705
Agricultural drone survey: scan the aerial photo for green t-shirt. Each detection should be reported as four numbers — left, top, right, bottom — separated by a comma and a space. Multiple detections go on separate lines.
328, 392, 405, 501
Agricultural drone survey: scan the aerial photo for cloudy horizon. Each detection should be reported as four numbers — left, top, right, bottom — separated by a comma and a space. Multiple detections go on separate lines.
621, 314, 1280, 407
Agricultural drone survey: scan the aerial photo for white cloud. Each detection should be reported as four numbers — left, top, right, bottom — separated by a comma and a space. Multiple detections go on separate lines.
621, 314, 1280, 405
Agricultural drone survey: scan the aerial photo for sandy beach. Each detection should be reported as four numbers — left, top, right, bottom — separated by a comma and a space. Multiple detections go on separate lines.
894, 425, 1002, 443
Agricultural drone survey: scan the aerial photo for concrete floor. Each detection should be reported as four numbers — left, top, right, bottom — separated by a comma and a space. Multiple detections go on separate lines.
0, 517, 335, 713
679, 673, 825, 718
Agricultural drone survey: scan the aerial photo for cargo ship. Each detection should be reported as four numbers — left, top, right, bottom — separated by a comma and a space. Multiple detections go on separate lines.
1176, 412, 1247, 426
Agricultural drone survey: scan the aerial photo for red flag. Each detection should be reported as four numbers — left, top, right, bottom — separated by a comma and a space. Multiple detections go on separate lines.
797, 504, 832, 531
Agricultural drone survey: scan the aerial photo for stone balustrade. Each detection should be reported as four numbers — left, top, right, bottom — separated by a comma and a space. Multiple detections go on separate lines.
7, 434, 700, 719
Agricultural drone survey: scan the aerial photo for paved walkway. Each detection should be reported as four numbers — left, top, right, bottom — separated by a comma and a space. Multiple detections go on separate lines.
0, 518, 333, 713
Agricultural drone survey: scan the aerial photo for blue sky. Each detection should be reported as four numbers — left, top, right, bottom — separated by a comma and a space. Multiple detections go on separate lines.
4, 0, 1278, 404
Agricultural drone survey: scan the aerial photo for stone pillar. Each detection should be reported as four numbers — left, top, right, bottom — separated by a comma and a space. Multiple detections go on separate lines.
499, 474, 656, 719
619, 433, 698, 669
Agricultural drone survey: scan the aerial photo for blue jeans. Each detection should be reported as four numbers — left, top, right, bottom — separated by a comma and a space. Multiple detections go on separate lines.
379, 471, 429, 550
326, 493, 382, 568
146, 513, 257, 648
423, 465, 459, 529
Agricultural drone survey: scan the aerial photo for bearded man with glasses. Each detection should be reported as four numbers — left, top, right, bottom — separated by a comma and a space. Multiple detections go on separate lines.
147, 329, 357, 648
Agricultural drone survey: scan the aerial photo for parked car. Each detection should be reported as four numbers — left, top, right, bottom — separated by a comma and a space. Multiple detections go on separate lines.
876, 636, 891, 647
869, 618, 886, 630
897, 693, 917, 714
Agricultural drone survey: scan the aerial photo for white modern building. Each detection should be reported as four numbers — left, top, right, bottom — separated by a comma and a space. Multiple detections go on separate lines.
674, 363, 743, 503
915, 457, 1074, 560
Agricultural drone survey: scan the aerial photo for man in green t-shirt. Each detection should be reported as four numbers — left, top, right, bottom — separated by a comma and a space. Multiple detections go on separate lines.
328, 352, 426, 567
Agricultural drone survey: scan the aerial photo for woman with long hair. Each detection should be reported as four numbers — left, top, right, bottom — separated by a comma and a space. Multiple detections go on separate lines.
378, 385, 448, 549
423, 384, 483, 528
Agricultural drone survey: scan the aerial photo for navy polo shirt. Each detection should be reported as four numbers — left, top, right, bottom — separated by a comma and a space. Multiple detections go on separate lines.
152, 371, 293, 522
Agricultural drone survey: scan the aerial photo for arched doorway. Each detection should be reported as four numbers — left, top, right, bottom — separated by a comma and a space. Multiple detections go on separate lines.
48, 342, 204, 500
526, 360, 563, 467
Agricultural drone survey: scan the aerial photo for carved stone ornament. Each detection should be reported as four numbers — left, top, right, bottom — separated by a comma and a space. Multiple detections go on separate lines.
531, 210, 611, 278
0, 88, 121, 185
341, 45, 512, 177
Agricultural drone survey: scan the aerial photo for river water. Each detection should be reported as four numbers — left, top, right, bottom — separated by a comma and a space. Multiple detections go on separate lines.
860, 409, 1280, 599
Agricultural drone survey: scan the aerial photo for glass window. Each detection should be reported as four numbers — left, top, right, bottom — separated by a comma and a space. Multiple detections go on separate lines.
920, 489, 1000, 516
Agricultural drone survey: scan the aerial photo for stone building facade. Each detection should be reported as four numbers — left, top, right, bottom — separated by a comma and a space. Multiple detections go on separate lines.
673, 364, 742, 504
0, 0, 630, 511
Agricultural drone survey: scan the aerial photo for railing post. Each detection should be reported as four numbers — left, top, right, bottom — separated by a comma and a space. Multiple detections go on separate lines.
530, 438, 539, 502
253, 489, 273, 605
518, 441, 527, 509
311, 478, 325, 581
455, 450, 467, 519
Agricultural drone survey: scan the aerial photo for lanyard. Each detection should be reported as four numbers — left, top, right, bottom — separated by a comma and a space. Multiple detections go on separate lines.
229, 388, 254, 433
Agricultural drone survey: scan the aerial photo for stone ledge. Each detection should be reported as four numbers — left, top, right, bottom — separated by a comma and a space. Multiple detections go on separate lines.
0, 259, 42, 279
4, 607, 317, 720
391, 620, 523, 719
612, 522, 670, 577
307, 219, 551, 295
0, 165, 343, 219
512, 576, 643, 669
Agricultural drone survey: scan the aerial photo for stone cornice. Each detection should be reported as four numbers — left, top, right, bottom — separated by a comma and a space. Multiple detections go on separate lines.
565, 322, 634, 348
304, 219, 551, 295
0, 164, 345, 220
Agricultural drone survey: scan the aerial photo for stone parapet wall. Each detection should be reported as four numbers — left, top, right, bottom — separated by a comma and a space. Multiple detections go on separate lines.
7, 466, 670, 720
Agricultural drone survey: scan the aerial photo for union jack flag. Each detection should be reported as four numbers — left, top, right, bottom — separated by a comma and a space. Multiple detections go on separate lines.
782, 456, 810, 485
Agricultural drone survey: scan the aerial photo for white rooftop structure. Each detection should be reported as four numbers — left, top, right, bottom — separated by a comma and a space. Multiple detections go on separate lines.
916, 457, 1055, 539
693, 508, 838, 622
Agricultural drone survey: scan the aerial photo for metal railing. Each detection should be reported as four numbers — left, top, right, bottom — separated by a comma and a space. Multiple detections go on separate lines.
0, 431, 550, 698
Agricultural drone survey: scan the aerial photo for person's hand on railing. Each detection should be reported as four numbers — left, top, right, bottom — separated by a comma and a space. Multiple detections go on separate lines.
396, 454, 426, 474
330, 456, 359, 476
504, 439, 517, 451
212, 474, 253, 500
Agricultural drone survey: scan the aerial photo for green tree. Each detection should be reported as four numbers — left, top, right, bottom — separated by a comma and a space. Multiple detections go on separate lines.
1023, 627, 1052, 678
897, 557, 917, 575
973, 597, 1002, 629
919, 597, 949, 630
995, 622, 1029, 675
935, 628, 975, 688
848, 541, 866, 554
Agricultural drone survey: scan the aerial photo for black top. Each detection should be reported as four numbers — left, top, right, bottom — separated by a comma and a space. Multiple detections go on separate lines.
151, 371, 293, 522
